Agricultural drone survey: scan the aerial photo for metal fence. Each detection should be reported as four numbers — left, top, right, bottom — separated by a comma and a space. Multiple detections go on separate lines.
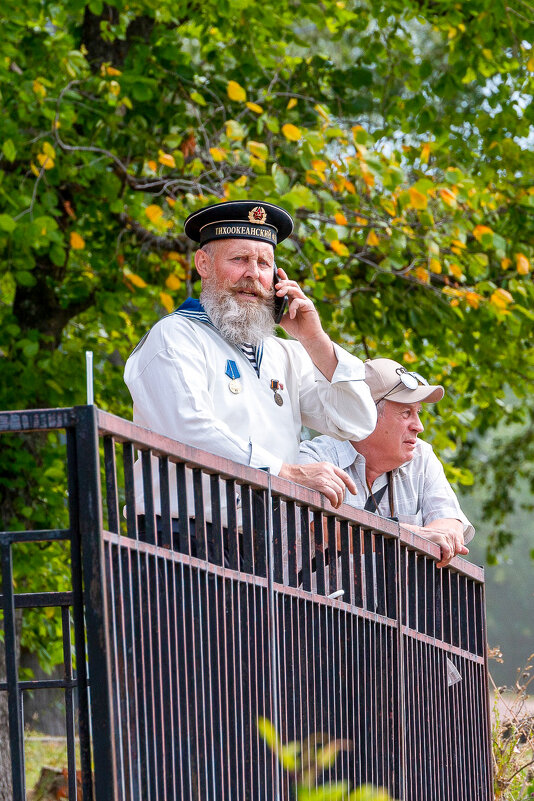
0, 406, 493, 800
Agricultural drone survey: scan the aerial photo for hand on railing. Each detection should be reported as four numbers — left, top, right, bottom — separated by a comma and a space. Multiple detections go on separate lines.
399, 518, 469, 568
279, 461, 357, 509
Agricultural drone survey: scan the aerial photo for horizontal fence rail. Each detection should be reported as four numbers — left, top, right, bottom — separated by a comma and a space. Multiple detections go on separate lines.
0, 406, 493, 801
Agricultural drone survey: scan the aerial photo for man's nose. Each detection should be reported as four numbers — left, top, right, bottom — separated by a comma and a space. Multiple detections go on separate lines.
242, 259, 260, 278
411, 415, 424, 433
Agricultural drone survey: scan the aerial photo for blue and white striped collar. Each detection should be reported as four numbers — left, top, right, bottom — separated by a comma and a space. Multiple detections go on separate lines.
173, 297, 216, 329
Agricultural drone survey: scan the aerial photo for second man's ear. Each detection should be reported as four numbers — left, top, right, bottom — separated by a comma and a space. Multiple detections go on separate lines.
195, 248, 210, 278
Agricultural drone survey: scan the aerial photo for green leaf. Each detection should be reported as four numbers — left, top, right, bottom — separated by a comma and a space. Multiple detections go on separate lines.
190, 91, 206, 106
22, 341, 39, 357
2, 139, 16, 162
49, 244, 66, 266
14, 270, 36, 287
272, 164, 290, 193
0, 213, 16, 232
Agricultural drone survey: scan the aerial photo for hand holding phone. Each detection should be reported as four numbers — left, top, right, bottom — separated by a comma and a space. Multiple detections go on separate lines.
273, 265, 288, 324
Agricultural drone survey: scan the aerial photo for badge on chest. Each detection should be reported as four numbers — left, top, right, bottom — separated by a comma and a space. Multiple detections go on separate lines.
270, 379, 284, 406
225, 360, 242, 394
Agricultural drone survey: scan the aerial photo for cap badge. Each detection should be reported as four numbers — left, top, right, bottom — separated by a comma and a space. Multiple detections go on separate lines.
248, 206, 267, 225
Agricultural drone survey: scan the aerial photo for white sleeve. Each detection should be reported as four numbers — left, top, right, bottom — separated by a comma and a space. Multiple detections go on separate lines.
124, 327, 283, 475
292, 342, 377, 442
421, 449, 475, 542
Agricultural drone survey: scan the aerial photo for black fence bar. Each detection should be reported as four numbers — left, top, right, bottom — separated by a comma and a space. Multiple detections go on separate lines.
0, 407, 493, 801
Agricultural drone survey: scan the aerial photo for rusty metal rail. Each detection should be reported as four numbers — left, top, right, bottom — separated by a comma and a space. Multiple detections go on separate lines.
0, 406, 493, 800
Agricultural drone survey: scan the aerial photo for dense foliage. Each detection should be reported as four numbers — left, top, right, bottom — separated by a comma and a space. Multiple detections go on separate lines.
1, 0, 534, 624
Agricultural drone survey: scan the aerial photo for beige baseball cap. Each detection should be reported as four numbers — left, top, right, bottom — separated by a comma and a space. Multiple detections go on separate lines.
364, 358, 444, 404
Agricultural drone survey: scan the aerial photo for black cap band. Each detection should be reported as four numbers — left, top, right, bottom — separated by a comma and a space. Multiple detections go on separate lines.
199, 221, 277, 245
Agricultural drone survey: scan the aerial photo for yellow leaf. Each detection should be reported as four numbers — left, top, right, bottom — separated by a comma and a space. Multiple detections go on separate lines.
449, 263, 464, 280
109, 80, 120, 96
501, 257, 512, 270
490, 288, 513, 309
314, 103, 329, 120
106, 65, 122, 76
334, 212, 347, 226
451, 239, 466, 249
355, 216, 368, 226
158, 151, 176, 168
30, 162, 40, 176
366, 230, 380, 247
330, 240, 349, 257
528, 53, 534, 72
165, 274, 182, 290
247, 141, 268, 160
33, 79, 46, 97
209, 147, 227, 162
429, 258, 442, 274
361, 167, 375, 188
126, 271, 148, 289
234, 175, 247, 187
42, 142, 55, 158
482, 49, 493, 60
311, 159, 327, 172
414, 267, 430, 283
37, 153, 55, 170
472, 224, 493, 242
286, 98, 297, 110
440, 188, 457, 208
147, 160, 157, 171
160, 291, 174, 312
516, 253, 530, 274
344, 179, 356, 194
380, 198, 396, 217
166, 197, 176, 207
145, 205, 163, 223
420, 143, 430, 164
246, 102, 263, 114
166, 251, 183, 262
70, 232, 85, 250
403, 352, 417, 364
408, 187, 428, 210
465, 291, 482, 309
225, 120, 245, 140
227, 80, 247, 102
282, 123, 302, 142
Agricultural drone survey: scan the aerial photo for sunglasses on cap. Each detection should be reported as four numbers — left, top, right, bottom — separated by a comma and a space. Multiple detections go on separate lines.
376, 367, 429, 403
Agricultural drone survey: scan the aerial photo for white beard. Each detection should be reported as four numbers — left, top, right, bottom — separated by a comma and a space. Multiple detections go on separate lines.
201, 283, 275, 346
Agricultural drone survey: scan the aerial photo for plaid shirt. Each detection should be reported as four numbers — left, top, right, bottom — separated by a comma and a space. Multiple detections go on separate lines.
298, 435, 474, 542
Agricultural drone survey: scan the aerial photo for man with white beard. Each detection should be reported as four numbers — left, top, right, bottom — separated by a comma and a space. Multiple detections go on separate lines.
124, 200, 376, 514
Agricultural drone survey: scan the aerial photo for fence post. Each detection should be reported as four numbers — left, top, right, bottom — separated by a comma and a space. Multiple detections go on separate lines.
74, 405, 118, 801
266, 473, 282, 800
1, 539, 25, 800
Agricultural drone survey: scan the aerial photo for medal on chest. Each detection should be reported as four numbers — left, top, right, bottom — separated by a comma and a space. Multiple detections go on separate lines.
270, 379, 284, 406
225, 360, 242, 394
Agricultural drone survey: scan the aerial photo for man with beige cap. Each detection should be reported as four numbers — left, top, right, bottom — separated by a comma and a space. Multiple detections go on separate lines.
299, 358, 473, 567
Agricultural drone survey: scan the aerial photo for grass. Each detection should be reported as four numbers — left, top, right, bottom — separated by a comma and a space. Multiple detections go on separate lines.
490, 650, 534, 800
25, 733, 80, 796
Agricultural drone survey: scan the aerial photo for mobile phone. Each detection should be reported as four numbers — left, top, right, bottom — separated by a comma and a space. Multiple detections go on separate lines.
273, 265, 288, 324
